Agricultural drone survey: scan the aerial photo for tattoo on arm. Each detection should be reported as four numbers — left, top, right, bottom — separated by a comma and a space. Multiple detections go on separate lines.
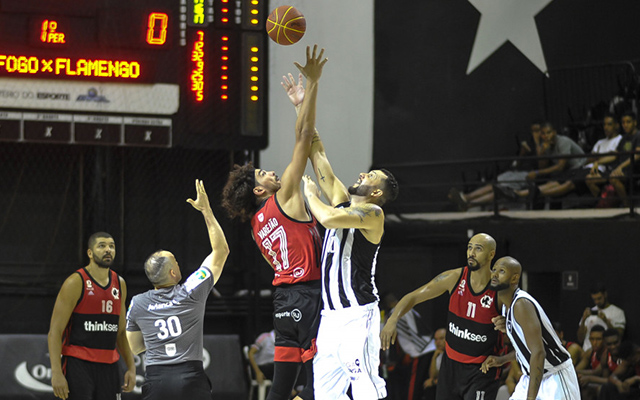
433, 271, 450, 283
318, 168, 326, 182
346, 205, 381, 222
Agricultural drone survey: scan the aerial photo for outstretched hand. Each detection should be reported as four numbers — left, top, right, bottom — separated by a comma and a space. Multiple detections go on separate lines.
187, 179, 211, 212
282, 72, 305, 107
302, 175, 320, 198
380, 320, 398, 351
293, 44, 328, 82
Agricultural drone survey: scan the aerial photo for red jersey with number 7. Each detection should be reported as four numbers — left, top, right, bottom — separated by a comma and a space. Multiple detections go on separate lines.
251, 195, 322, 286
61, 268, 122, 364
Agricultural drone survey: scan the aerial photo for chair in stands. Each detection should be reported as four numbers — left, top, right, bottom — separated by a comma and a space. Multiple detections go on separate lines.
243, 345, 272, 400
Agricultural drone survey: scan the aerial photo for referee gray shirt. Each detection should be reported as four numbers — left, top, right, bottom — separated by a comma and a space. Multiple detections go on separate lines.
126, 265, 214, 366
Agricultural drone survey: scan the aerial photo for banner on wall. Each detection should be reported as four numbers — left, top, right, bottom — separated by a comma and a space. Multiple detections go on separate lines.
0, 334, 247, 400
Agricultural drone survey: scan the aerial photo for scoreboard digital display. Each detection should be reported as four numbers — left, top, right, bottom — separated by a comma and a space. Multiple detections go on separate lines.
0, 0, 268, 149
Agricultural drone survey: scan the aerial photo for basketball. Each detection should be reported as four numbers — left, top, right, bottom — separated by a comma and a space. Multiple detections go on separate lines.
265, 6, 306, 46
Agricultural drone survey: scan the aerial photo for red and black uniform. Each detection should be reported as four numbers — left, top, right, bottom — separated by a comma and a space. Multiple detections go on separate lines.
590, 348, 602, 369
61, 267, 123, 400
250, 195, 322, 400
436, 267, 504, 400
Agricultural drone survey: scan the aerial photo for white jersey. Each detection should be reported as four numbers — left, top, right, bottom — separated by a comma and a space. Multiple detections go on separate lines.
504, 289, 571, 376
126, 265, 215, 365
320, 203, 382, 311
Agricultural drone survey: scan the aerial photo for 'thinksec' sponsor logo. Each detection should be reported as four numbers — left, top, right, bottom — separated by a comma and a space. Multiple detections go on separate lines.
449, 322, 487, 342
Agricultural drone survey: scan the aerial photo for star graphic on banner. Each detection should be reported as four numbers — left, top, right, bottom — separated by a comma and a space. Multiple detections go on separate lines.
467, 0, 553, 75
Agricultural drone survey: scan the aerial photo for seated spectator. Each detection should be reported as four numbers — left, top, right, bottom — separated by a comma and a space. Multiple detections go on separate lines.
577, 283, 626, 352
422, 328, 446, 400
576, 325, 607, 400
496, 360, 522, 400
448, 121, 543, 210
554, 321, 585, 366
498, 122, 587, 208
498, 114, 621, 206
248, 330, 276, 383
608, 111, 640, 207
597, 341, 640, 400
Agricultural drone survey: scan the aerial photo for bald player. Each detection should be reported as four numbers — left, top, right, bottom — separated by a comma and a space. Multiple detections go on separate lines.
381, 233, 504, 400
481, 257, 580, 400
126, 180, 229, 400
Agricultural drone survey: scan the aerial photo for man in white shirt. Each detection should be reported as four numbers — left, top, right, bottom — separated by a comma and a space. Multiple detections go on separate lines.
577, 283, 626, 352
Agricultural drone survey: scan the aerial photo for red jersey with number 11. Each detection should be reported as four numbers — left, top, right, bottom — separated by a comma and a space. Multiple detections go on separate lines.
445, 266, 502, 364
251, 195, 322, 286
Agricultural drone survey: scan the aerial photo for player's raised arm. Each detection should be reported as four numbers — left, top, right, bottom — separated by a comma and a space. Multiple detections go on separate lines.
278, 45, 327, 207
187, 179, 229, 283
380, 268, 462, 350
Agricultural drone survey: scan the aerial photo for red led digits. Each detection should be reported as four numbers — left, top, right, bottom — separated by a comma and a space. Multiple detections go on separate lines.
190, 31, 205, 102
40, 20, 66, 44
146, 13, 168, 45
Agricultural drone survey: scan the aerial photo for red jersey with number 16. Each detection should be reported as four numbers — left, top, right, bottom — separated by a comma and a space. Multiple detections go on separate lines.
61, 268, 122, 364
445, 266, 502, 364
251, 195, 322, 286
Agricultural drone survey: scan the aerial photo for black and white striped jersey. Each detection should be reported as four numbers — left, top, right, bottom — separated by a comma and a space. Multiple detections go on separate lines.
504, 288, 571, 376
319, 202, 382, 310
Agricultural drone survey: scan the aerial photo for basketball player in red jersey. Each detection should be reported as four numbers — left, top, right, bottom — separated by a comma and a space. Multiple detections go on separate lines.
221, 45, 327, 400
381, 233, 504, 400
48, 232, 136, 400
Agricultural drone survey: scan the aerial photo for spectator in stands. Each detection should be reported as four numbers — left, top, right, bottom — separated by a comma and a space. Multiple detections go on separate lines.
577, 283, 626, 352
497, 114, 620, 205
422, 328, 446, 400
576, 325, 607, 400
248, 330, 276, 383
498, 122, 587, 207
448, 121, 543, 210
608, 111, 640, 207
553, 321, 585, 366
597, 341, 640, 399
381, 292, 436, 400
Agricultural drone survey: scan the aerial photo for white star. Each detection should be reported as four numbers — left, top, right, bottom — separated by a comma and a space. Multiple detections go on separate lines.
467, 0, 553, 75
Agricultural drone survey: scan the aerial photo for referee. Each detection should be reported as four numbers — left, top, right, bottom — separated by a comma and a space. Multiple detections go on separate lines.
125, 180, 229, 400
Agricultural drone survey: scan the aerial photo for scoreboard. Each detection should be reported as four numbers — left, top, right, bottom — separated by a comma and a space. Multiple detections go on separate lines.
0, 0, 268, 149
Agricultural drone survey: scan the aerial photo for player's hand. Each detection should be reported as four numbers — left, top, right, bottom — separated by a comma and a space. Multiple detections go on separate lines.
187, 179, 211, 213
281, 73, 305, 107
302, 175, 320, 198
122, 368, 136, 392
480, 355, 501, 373
51, 371, 69, 399
380, 320, 398, 351
492, 315, 507, 333
293, 44, 328, 82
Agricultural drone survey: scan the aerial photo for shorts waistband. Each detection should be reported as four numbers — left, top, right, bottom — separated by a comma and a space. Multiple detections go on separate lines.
146, 360, 204, 373
275, 280, 321, 291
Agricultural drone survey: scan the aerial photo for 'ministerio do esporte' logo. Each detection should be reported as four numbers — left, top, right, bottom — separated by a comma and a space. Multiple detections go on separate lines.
76, 87, 109, 103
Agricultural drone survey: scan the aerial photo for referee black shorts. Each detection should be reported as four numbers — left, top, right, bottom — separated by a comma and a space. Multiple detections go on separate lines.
272, 280, 322, 363
143, 361, 211, 400
63, 356, 120, 400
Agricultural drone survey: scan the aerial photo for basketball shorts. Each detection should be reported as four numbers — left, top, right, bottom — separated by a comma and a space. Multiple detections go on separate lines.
435, 352, 500, 400
313, 302, 387, 400
272, 280, 322, 363
63, 356, 121, 400
511, 360, 580, 400
143, 360, 211, 400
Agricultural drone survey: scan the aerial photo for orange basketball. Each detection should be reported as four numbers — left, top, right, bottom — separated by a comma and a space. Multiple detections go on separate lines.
265, 6, 306, 46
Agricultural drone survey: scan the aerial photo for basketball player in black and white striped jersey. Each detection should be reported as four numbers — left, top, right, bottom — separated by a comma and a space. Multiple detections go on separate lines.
301, 145, 398, 398
481, 257, 580, 399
